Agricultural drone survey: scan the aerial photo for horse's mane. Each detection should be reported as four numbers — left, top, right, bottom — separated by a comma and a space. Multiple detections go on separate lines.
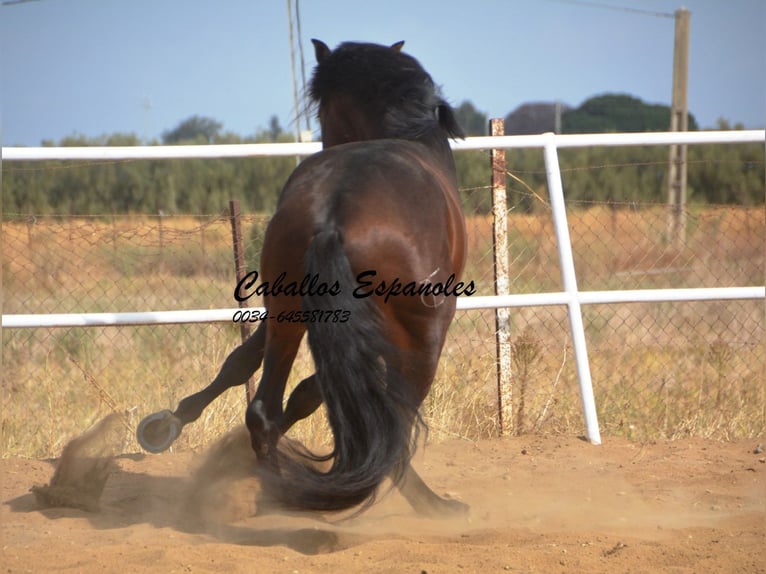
309, 41, 464, 141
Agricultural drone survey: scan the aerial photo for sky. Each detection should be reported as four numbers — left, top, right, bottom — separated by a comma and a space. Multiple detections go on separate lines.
1, 0, 764, 147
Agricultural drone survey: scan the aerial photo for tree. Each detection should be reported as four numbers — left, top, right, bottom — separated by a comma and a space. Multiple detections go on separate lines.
454, 101, 488, 136
162, 115, 223, 144
505, 102, 571, 135
562, 94, 698, 133
266, 115, 283, 142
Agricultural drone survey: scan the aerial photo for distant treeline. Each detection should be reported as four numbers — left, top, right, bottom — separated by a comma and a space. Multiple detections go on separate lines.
5, 95, 764, 217
455, 137, 764, 214
5, 127, 298, 217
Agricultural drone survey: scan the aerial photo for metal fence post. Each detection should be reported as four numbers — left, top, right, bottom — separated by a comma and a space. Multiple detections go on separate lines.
490, 118, 514, 436
229, 199, 256, 403
542, 133, 601, 445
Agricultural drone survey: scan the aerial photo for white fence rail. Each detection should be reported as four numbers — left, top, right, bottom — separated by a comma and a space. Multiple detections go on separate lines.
5, 129, 763, 161
4, 129, 765, 445
4, 285, 763, 328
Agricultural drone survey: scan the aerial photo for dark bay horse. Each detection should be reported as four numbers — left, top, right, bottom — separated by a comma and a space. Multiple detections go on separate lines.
137, 39, 469, 516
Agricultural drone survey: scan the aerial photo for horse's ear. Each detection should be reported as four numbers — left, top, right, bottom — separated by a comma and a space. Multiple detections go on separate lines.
312, 39, 332, 63
390, 40, 405, 52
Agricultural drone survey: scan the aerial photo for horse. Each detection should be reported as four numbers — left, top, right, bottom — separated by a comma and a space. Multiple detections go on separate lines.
137, 39, 469, 517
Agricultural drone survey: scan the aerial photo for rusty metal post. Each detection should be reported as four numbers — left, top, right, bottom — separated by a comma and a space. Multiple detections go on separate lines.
229, 199, 256, 403
490, 118, 513, 436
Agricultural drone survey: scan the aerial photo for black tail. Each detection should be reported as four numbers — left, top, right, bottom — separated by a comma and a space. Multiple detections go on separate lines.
262, 226, 420, 512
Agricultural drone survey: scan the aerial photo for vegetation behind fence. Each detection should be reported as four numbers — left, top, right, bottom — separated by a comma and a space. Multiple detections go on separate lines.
4, 132, 764, 216
3, 185, 763, 457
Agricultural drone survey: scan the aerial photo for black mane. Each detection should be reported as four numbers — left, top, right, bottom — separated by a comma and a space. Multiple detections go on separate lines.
309, 41, 464, 141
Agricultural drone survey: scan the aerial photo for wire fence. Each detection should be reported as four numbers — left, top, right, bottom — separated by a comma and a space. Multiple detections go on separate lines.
2, 165, 764, 458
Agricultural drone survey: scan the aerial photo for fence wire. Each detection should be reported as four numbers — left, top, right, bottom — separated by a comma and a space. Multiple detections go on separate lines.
2, 182, 764, 457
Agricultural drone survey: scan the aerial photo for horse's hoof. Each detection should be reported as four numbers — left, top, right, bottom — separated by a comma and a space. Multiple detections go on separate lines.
443, 497, 470, 516
422, 497, 470, 519
136, 410, 182, 453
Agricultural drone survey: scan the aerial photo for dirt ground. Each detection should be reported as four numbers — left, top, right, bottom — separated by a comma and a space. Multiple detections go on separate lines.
2, 425, 764, 574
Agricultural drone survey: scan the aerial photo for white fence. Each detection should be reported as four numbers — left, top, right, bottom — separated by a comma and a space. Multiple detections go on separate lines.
4, 129, 765, 445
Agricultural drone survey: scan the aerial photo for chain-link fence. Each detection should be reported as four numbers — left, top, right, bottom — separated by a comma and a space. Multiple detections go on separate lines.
3, 159, 764, 458
489, 200, 764, 441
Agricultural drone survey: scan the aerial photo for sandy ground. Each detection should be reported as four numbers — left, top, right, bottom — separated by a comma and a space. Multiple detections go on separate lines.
2, 425, 764, 574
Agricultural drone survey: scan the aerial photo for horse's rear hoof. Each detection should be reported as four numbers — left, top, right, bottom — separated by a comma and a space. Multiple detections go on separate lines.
442, 497, 470, 517
136, 410, 182, 453
421, 496, 470, 519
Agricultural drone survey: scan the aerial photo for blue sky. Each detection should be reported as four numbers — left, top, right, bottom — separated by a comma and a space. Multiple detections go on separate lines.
1, 0, 764, 147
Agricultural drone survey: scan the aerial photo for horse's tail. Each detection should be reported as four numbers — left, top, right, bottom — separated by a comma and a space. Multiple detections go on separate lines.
264, 225, 420, 512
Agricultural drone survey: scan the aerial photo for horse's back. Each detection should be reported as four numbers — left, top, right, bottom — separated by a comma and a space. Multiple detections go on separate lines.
274, 139, 465, 276
260, 138, 466, 365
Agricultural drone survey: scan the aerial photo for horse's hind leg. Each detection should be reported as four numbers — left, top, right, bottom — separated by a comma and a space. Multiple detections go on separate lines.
398, 463, 469, 517
389, 322, 469, 517
174, 321, 268, 424
280, 374, 322, 433
245, 323, 305, 458
171, 320, 320, 437
137, 322, 267, 453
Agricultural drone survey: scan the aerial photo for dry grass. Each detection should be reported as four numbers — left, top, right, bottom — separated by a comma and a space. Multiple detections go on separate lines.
2, 206, 764, 458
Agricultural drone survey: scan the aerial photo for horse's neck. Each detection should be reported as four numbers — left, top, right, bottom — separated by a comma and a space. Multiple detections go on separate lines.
421, 134, 459, 184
